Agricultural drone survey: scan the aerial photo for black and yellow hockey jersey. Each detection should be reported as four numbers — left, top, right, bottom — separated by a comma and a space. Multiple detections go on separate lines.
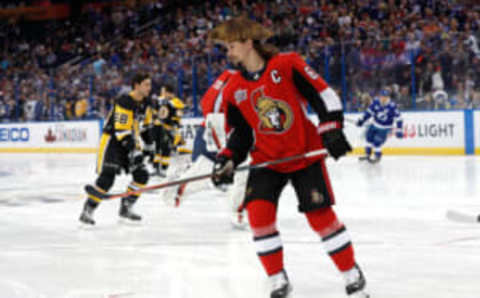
152, 96, 185, 130
102, 92, 154, 151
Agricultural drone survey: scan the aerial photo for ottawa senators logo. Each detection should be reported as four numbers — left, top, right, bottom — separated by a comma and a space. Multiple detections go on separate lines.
252, 87, 293, 134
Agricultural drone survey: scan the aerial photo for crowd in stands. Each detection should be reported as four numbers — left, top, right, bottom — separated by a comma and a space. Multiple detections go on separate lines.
0, 0, 479, 122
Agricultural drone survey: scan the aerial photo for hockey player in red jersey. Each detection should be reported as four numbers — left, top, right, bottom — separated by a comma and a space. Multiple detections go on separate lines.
196, 69, 236, 161
162, 69, 249, 228
209, 17, 369, 298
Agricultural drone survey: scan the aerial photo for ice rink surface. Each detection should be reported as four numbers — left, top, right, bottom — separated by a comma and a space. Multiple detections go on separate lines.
0, 153, 479, 298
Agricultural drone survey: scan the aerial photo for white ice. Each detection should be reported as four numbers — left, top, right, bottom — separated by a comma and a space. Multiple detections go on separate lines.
0, 153, 479, 298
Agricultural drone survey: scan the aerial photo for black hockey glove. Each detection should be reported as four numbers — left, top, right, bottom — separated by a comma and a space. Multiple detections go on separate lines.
212, 155, 235, 187
395, 130, 403, 139
322, 129, 352, 160
129, 150, 145, 172
120, 135, 136, 151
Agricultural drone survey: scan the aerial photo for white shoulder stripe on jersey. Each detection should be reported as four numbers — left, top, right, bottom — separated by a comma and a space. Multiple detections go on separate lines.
213, 90, 224, 113
319, 87, 342, 112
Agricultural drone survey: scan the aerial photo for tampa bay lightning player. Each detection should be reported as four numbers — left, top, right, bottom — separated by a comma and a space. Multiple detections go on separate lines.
356, 89, 403, 163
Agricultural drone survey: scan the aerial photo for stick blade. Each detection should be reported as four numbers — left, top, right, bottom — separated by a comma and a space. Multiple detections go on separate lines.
446, 210, 480, 223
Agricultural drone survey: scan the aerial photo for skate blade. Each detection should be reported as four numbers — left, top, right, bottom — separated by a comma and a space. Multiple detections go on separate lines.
351, 292, 370, 298
446, 210, 480, 223
149, 172, 166, 178
118, 218, 143, 226
231, 222, 249, 230
78, 222, 96, 230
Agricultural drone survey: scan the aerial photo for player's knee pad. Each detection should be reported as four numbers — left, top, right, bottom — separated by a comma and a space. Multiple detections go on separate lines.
96, 168, 116, 191
373, 137, 386, 147
365, 126, 376, 142
366, 132, 378, 144
132, 167, 149, 185
246, 199, 277, 236
305, 206, 341, 237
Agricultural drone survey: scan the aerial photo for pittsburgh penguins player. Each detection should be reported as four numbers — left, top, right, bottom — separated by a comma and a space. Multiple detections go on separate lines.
79, 73, 155, 225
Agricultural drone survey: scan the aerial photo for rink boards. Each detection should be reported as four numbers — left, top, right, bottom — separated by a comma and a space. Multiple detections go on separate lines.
1, 110, 479, 155
0, 120, 101, 153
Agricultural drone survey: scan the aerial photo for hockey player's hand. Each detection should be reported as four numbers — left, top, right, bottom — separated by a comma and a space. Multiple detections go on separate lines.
322, 129, 352, 160
143, 143, 155, 163
130, 150, 145, 171
121, 136, 136, 151
395, 130, 403, 139
356, 119, 364, 127
212, 155, 235, 187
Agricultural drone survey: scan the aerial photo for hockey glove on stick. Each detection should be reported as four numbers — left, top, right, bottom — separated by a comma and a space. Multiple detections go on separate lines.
212, 154, 235, 187
395, 130, 403, 138
318, 121, 352, 160
129, 150, 145, 172
321, 129, 352, 160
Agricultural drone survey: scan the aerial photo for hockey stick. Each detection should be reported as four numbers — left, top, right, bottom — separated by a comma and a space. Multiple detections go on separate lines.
344, 117, 358, 125
446, 210, 480, 223
210, 125, 222, 150
85, 148, 328, 200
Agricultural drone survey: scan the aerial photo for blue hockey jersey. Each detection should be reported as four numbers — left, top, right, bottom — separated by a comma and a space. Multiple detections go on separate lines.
358, 98, 402, 129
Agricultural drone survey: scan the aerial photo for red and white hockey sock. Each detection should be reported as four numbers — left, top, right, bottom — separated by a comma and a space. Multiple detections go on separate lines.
306, 207, 355, 272
247, 200, 284, 276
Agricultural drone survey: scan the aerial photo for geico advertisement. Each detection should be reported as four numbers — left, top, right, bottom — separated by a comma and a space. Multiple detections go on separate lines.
0, 121, 100, 148
344, 111, 464, 148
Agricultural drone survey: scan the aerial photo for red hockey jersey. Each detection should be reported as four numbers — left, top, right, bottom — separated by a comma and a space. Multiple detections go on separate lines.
200, 70, 235, 119
221, 52, 344, 173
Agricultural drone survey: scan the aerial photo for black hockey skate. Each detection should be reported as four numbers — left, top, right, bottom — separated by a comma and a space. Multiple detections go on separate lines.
119, 197, 142, 221
346, 264, 369, 297
367, 155, 381, 164
271, 283, 292, 298
358, 156, 370, 161
270, 270, 292, 298
151, 163, 167, 177
79, 202, 96, 225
